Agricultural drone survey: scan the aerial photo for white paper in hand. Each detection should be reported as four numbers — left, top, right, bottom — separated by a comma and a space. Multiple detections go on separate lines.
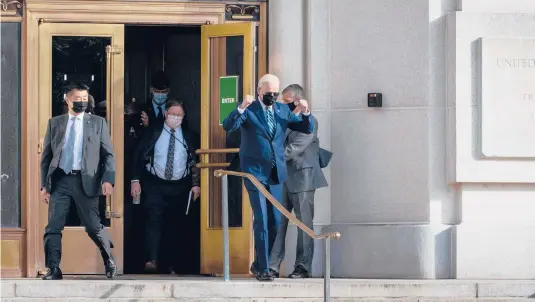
186, 191, 193, 215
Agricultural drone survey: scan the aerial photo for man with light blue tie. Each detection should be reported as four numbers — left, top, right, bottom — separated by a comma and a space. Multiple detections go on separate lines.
222, 74, 315, 281
40, 82, 116, 280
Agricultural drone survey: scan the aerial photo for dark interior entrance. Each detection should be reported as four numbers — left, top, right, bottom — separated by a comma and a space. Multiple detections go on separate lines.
123, 25, 202, 274
49, 24, 203, 275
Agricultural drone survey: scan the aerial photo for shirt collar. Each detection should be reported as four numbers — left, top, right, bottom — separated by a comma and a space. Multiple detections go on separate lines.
257, 98, 273, 111
163, 122, 181, 133
69, 112, 84, 120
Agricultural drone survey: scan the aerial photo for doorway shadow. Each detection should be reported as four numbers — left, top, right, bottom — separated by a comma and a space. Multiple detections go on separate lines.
123, 25, 202, 275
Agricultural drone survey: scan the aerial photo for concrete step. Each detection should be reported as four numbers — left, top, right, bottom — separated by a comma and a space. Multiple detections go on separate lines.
2, 278, 534, 301
1, 299, 534, 302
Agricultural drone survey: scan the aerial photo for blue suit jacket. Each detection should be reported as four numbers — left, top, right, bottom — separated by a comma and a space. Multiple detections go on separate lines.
222, 100, 315, 184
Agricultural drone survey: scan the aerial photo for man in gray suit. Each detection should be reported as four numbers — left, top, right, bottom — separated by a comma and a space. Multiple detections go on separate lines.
40, 82, 116, 280
269, 84, 328, 278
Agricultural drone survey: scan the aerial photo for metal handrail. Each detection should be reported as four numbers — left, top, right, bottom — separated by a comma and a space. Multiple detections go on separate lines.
196, 163, 230, 169
214, 170, 341, 240
196, 148, 240, 154
214, 169, 341, 302
194, 147, 340, 301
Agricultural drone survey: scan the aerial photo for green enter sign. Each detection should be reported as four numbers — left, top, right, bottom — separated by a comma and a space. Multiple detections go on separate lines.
219, 76, 239, 125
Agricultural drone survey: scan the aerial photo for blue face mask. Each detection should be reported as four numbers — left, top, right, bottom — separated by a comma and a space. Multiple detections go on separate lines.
152, 93, 168, 105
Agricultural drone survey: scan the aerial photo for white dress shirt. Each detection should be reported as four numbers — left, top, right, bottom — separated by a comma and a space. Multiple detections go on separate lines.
62, 112, 84, 170
146, 123, 188, 180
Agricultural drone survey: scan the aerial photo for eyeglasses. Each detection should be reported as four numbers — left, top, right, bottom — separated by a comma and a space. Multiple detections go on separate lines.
263, 92, 279, 98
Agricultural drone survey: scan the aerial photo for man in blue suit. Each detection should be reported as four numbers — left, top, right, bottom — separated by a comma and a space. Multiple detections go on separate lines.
222, 74, 315, 281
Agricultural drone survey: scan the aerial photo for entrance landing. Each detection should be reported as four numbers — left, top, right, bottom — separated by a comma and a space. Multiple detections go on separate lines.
2, 277, 534, 301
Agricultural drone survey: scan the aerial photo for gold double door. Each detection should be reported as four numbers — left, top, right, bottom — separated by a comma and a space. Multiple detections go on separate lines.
37, 22, 255, 275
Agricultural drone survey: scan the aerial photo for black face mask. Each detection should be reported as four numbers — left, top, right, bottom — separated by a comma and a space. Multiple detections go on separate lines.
72, 101, 89, 113
261, 93, 277, 106
287, 102, 297, 111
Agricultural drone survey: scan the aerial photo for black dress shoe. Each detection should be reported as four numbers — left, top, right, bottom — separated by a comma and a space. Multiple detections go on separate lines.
144, 260, 157, 273
255, 271, 274, 282
269, 269, 279, 278
250, 264, 258, 275
104, 259, 117, 279
288, 265, 309, 279
42, 267, 63, 280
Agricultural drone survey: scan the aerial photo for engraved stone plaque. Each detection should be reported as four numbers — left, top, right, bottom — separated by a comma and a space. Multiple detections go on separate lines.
480, 38, 535, 158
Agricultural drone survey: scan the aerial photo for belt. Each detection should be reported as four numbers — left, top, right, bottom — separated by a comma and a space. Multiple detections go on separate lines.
66, 170, 81, 176
144, 170, 190, 183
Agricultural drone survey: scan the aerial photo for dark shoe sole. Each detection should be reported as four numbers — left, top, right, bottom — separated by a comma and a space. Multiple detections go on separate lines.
255, 272, 274, 282
42, 274, 63, 280
42, 276, 63, 280
289, 274, 309, 279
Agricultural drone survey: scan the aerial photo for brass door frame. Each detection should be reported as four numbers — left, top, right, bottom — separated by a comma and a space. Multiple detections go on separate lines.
200, 22, 256, 274
37, 23, 125, 274
23, 0, 267, 277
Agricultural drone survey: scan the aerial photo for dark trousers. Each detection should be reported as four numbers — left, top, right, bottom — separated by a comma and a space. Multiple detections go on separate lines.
245, 173, 283, 273
269, 187, 315, 273
44, 171, 113, 268
142, 172, 193, 272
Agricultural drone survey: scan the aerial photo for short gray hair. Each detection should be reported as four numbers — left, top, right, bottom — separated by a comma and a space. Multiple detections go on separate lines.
257, 74, 280, 88
282, 84, 305, 100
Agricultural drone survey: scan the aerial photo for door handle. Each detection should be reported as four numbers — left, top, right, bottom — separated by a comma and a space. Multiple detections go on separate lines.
105, 200, 122, 219
38, 138, 44, 154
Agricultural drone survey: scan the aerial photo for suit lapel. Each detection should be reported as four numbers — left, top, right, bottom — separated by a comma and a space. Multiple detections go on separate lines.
148, 124, 164, 152
273, 103, 283, 139
250, 101, 270, 138
57, 114, 69, 151
82, 114, 92, 154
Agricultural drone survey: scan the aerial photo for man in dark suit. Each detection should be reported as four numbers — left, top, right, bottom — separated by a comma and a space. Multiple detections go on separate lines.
140, 70, 170, 128
130, 99, 201, 274
269, 84, 328, 279
222, 74, 315, 281
40, 82, 116, 280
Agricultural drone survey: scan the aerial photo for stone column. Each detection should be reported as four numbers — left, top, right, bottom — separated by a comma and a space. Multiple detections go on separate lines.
446, 0, 535, 279
268, 0, 305, 86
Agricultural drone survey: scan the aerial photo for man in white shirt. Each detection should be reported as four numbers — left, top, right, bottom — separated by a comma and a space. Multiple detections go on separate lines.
40, 82, 116, 280
130, 99, 200, 274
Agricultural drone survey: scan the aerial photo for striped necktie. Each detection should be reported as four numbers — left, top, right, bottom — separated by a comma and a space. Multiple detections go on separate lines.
59, 117, 77, 174
265, 107, 275, 139
164, 129, 176, 180
265, 107, 276, 167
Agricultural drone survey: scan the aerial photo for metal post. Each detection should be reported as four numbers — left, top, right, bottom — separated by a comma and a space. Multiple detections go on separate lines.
221, 175, 230, 281
323, 238, 331, 302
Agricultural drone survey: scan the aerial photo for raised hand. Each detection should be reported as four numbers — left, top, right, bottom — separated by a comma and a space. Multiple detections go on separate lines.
239, 95, 255, 110
141, 111, 149, 127
295, 99, 309, 114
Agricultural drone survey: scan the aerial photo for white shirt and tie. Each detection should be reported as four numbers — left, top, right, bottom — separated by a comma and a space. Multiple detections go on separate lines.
147, 123, 188, 180
60, 112, 85, 172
